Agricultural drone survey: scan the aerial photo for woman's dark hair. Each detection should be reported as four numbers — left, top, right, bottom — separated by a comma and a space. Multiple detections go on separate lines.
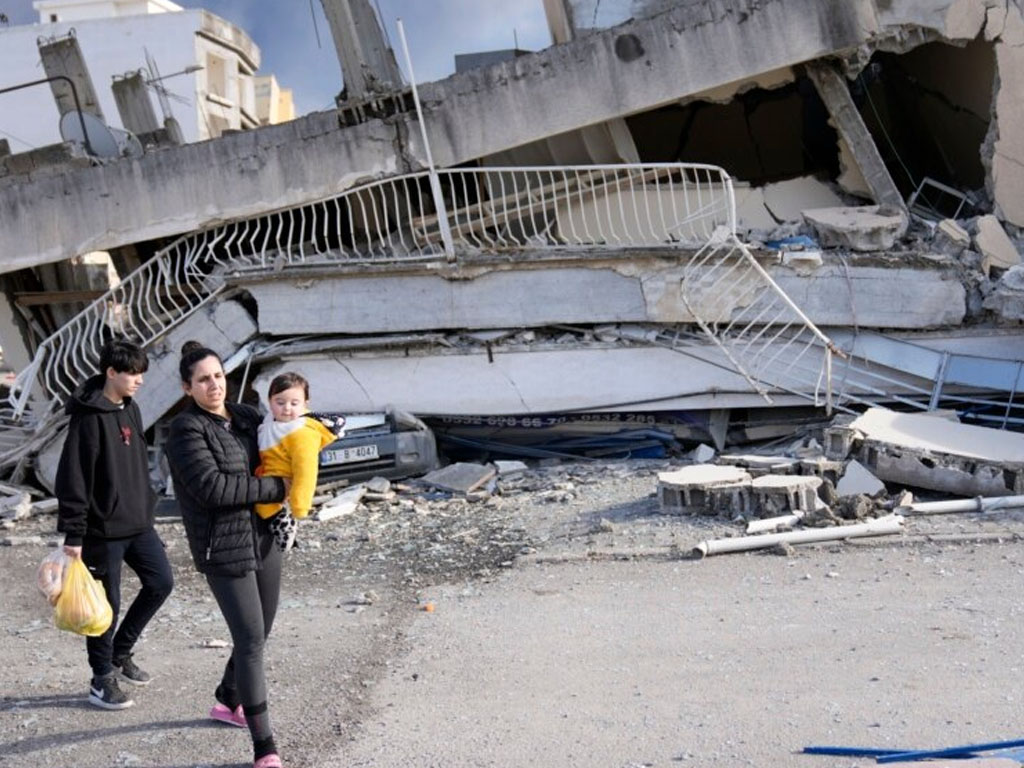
178, 340, 222, 383
268, 371, 310, 400
100, 337, 149, 374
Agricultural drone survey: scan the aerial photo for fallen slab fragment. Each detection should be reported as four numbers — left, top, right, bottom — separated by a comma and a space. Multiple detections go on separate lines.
835, 460, 885, 497
719, 454, 800, 477
692, 514, 904, 558
842, 408, 1024, 497
802, 206, 906, 251
687, 443, 716, 464
658, 464, 751, 515
975, 214, 1021, 276
316, 485, 366, 522
420, 462, 497, 494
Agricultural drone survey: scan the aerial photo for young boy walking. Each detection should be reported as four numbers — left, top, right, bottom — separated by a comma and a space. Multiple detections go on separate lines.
56, 337, 174, 710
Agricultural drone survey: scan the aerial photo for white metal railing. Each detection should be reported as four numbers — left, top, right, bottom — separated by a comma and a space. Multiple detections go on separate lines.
199, 163, 736, 269
4, 163, 736, 424
678, 228, 843, 411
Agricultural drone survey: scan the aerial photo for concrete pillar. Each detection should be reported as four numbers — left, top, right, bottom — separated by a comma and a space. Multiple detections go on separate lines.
805, 62, 906, 218
37, 34, 103, 119
543, 0, 574, 44
751, 475, 822, 517
320, 0, 404, 101
657, 464, 752, 515
0, 294, 32, 375
112, 72, 160, 136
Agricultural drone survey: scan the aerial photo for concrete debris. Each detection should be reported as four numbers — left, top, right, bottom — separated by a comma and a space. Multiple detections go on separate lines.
835, 460, 886, 498
493, 460, 528, 478
826, 408, 1024, 497
984, 263, 1024, 320
719, 454, 800, 476
419, 463, 497, 495
0, 493, 32, 521
802, 206, 906, 252
975, 214, 1022, 276
317, 486, 367, 522
934, 218, 971, 256
29, 498, 59, 515
687, 444, 716, 464
364, 476, 392, 494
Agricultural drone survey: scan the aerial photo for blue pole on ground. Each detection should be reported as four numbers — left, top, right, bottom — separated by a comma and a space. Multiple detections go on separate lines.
876, 737, 1024, 763
803, 746, 914, 757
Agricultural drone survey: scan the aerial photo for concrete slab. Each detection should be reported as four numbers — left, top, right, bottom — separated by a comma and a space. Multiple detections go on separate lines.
850, 408, 1024, 464
802, 206, 907, 252
845, 408, 1024, 497
836, 459, 886, 497
975, 214, 1021, 276
761, 176, 844, 223
420, 463, 497, 494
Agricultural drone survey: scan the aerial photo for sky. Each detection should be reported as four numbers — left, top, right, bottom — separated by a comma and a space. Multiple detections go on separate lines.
1, 0, 554, 115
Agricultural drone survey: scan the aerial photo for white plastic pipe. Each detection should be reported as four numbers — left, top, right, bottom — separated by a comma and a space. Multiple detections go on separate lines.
899, 495, 1024, 515
746, 511, 804, 534
693, 514, 904, 559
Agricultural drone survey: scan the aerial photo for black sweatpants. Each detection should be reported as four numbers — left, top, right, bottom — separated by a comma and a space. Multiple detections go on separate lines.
83, 527, 174, 678
205, 522, 282, 742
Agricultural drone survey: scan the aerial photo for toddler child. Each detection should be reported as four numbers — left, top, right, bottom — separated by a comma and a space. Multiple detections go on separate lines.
256, 372, 345, 551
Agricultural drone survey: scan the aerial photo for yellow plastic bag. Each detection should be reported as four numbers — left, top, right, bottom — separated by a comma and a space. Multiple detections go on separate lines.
54, 557, 113, 637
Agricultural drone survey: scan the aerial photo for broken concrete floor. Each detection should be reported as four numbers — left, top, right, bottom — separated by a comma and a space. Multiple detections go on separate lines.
5, 459, 1024, 767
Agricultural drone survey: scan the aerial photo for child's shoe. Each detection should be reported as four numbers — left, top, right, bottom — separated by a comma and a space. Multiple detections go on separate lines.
253, 754, 282, 768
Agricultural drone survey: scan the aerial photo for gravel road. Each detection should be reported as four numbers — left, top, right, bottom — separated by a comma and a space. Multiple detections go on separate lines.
3, 460, 1024, 768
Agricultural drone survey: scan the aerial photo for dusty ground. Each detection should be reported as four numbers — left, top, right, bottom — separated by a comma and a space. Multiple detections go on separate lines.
3, 460, 1024, 768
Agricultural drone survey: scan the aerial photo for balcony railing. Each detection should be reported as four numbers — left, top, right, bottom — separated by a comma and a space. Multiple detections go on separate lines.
6, 163, 737, 419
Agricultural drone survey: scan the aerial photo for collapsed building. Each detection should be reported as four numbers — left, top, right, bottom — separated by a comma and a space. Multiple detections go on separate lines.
1, 0, 1024, 490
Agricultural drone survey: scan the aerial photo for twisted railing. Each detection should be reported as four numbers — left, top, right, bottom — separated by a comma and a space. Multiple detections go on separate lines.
4, 163, 738, 427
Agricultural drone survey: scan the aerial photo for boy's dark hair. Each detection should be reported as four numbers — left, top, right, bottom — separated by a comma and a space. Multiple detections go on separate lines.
178, 340, 221, 383
100, 338, 149, 374
268, 371, 310, 400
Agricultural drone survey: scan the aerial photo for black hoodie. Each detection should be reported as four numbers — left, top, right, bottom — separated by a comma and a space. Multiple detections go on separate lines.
55, 374, 156, 546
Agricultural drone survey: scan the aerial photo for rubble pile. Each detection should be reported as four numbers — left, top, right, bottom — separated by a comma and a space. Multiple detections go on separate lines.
656, 405, 1024, 557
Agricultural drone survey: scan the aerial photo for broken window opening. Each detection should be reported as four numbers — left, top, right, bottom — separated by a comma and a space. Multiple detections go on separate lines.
853, 39, 994, 210
624, 76, 840, 188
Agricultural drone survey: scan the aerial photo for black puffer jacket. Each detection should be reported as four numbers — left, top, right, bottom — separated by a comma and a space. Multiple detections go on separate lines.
165, 401, 285, 576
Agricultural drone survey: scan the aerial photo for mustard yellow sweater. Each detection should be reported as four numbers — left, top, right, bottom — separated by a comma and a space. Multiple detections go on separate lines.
255, 414, 340, 519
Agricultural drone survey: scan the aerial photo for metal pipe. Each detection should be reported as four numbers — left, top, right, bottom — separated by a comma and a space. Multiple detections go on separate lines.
899, 495, 1024, 516
395, 19, 455, 262
0, 75, 94, 156
693, 515, 904, 558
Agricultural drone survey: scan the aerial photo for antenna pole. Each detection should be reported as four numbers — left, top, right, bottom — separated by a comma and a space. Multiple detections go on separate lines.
0, 75, 94, 155
395, 18, 455, 262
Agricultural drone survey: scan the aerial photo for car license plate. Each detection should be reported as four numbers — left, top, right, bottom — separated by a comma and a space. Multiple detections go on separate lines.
322, 444, 379, 465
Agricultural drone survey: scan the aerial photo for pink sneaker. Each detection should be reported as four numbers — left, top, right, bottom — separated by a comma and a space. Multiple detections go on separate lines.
209, 702, 246, 728
253, 754, 282, 768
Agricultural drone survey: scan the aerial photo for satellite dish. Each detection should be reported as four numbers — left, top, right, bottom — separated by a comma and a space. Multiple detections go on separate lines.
110, 126, 144, 159
59, 110, 120, 158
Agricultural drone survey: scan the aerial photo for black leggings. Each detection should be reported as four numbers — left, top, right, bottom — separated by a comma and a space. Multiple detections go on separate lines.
205, 529, 281, 742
